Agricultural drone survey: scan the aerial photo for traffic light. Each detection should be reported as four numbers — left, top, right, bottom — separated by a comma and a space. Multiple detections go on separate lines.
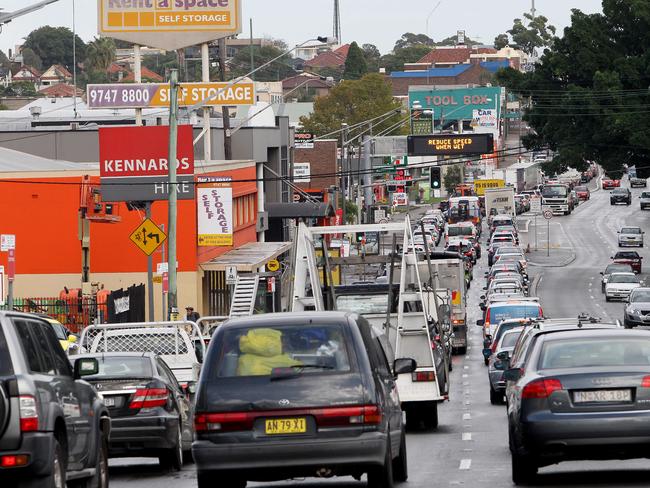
430, 166, 442, 190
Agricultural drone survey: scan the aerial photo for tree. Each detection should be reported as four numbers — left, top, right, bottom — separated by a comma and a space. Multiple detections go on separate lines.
443, 165, 462, 193
23, 26, 87, 70
495, 13, 556, 56
299, 73, 403, 141
362, 43, 381, 72
394, 33, 434, 50
229, 45, 295, 81
495, 1, 650, 178
380, 45, 432, 73
435, 34, 480, 46
85, 37, 116, 73
11, 81, 37, 96
0, 50, 10, 69
21, 48, 42, 71
343, 42, 367, 80
493, 33, 510, 50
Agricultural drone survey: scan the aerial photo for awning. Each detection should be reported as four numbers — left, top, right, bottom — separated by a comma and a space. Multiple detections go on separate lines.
200, 242, 292, 272
267, 202, 335, 219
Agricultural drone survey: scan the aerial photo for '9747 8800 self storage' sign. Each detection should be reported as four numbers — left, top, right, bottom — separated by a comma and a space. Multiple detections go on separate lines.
98, 0, 242, 51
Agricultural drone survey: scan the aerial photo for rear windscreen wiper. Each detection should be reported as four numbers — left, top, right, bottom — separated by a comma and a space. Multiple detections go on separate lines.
270, 364, 335, 381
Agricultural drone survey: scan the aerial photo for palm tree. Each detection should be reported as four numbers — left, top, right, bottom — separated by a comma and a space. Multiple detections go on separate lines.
85, 37, 116, 73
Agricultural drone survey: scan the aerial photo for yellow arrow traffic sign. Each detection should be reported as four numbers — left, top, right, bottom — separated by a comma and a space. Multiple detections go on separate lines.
129, 218, 167, 256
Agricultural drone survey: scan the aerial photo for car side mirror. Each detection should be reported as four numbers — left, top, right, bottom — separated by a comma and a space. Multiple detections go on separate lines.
504, 368, 523, 382
617, 231, 620, 233
394, 358, 417, 376
74, 358, 99, 379
497, 351, 510, 361
480, 295, 486, 300
480, 303, 487, 311
181, 382, 197, 395
476, 319, 485, 327
599, 272, 604, 275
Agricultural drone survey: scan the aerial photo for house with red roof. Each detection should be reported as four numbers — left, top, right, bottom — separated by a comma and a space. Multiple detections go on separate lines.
38, 84, 84, 98
40, 64, 73, 87
304, 44, 350, 72
11, 65, 41, 87
122, 66, 164, 83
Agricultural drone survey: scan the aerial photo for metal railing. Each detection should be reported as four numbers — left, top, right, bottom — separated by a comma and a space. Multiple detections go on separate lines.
2, 296, 100, 333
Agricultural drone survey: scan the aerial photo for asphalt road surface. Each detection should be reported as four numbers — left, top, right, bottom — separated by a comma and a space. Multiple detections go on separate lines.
110, 185, 650, 488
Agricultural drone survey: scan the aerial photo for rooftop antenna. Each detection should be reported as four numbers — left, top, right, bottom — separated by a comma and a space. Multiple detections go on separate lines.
333, 0, 341, 44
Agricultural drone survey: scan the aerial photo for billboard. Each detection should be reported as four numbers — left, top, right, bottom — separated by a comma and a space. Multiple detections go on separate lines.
197, 179, 233, 247
98, 0, 242, 51
408, 87, 502, 122
407, 134, 494, 156
88, 82, 255, 109
99, 125, 195, 202
474, 179, 505, 196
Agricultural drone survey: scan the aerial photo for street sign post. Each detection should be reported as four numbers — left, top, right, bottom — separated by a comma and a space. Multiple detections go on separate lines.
530, 196, 543, 251
129, 219, 167, 256
88, 82, 255, 109
225, 266, 238, 285
543, 209, 553, 257
0, 234, 15, 252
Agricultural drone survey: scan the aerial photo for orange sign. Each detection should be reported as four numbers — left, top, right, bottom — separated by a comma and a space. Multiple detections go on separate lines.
98, 0, 242, 51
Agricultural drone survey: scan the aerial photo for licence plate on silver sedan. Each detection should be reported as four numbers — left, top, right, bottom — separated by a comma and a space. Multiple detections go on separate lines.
103, 396, 116, 407
573, 389, 632, 403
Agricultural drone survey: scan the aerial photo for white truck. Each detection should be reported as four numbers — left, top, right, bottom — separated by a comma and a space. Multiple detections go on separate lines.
80, 322, 206, 384
290, 218, 450, 428
485, 187, 516, 219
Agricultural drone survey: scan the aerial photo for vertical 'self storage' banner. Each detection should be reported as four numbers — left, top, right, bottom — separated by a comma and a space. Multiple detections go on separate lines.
197, 178, 233, 247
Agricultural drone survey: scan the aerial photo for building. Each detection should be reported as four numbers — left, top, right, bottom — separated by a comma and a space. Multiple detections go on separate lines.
282, 74, 334, 101
304, 44, 350, 73
389, 64, 495, 97
0, 67, 12, 88
39, 64, 73, 87
11, 65, 41, 89
294, 41, 339, 62
0, 146, 288, 320
38, 84, 84, 98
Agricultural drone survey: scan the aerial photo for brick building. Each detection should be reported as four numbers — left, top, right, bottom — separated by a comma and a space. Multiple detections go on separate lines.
293, 139, 338, 201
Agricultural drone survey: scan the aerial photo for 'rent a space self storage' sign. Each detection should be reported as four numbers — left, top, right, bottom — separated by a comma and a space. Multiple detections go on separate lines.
98, 0, 242, 51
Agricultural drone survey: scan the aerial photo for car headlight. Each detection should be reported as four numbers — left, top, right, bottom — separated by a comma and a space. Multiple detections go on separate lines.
629, 309, 641, 315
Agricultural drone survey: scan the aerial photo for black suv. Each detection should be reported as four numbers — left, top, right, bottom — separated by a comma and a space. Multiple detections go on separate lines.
0, 312, 110, 487
610, 187, 632, 205
192, 311, 416, 488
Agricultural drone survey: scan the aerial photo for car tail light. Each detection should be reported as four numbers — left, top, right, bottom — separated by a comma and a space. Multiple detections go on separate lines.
195, 405, 382, 433
641, 376, 650, 388
129, 388, 169, 409
0, 455, 29, 468
412, 371, 436, 382
19, 396, 38, 432
522, 378, 563, 399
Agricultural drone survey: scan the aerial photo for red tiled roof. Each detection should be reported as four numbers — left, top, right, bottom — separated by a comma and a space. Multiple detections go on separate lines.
38, 84, 84, 97
282, 74, 332, 89
305, 44, 350, 69
122, 66, 163, 82
13, 65, 41, 78
417, 47, 471, 65
473, 47, 498, 55
107, 63, 130, 75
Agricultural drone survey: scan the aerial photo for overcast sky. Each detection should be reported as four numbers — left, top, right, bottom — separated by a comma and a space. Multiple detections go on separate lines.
0, 0, 603, 56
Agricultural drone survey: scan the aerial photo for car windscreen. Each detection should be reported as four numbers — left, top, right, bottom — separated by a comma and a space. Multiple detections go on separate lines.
337, 294, 389, 314
541, 186, 568, 198
621, 228, 641, 234
616, 252, 639, 259
609, 274, 638, 284
214, 324, 352, 377
447, 227, 473, 237
575, 186, 587, 191
538, 337, 650, 369
50, 322, 68, 340
500, 330, 522, 348
82, 356, 154, 380
0, 326, 13, 376
489, 305, 541, 323
630, 290, 650, 302
613, 189, 628, 194
606, 264, 633, 274
642, 192, 650, 198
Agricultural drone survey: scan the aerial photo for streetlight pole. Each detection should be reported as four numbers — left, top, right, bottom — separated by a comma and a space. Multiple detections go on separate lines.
167, 69, 180, 319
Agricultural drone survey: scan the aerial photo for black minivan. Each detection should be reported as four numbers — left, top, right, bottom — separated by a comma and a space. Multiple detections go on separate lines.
192, 311, 416, 488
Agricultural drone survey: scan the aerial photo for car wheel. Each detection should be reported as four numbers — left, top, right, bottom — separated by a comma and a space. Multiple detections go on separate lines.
605, 296, 611, 302
392, 431, 408, 482
511, 451, 538, 485
456, 346, 467, 355
160, 423, 183, 471
484, 357, 489, 366
198, 471, 246, 488
84, 433, 109, 488
367, 438, 394, 488
490, 386, 503, 405
422, 403, 439, 430
36, 437, 67, 488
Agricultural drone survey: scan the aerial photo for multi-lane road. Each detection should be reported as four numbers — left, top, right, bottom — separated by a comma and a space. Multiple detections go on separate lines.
111, 178, 650, 488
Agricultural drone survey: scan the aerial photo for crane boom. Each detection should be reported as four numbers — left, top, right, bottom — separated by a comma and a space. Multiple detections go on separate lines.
0, 0, 60, 26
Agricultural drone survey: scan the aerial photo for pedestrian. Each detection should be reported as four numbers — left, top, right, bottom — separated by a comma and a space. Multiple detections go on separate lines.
185, 306, 200, 323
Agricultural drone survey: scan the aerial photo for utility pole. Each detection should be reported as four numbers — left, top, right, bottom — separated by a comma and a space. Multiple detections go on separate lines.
167, 69, 180, 319
218, 37, 233, 159
339, 123, 349, 222
249, 19, 255, 80
531, 0, 536, 18
362, 135, 373, 224
201, 42, 212, 162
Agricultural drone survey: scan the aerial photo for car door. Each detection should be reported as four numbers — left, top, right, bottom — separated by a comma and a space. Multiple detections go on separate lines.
156, 357, 191, 445
370, 336, 402, 453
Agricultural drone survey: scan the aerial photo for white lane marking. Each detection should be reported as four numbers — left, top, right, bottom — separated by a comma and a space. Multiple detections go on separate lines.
463, 381, 470, 386
459, 459, 472, 470
462, 374, 469, 378
465, 355, 470, 359
463, 413, 472, 420
462, 432, 472, 441
590, 296, 595, 299
465, 400, 471, 405
464, 365, 469, 370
